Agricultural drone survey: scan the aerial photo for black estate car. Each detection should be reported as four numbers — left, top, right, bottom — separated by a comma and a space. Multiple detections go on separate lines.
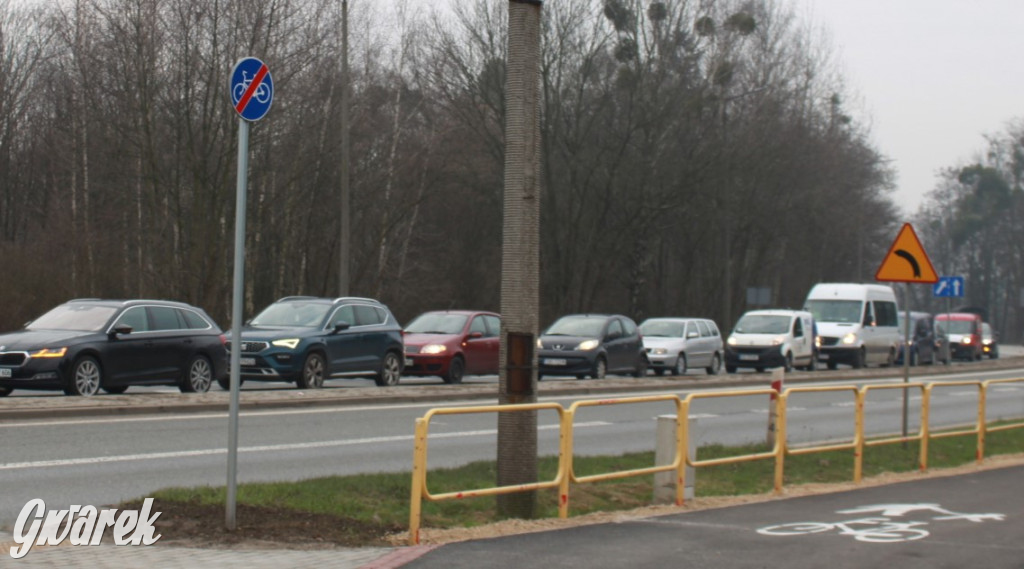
226, 296, 404, 389
0, 299, 228, 396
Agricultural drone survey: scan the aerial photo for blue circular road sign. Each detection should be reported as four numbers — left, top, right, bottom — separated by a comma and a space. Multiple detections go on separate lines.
230, 57, 273, 121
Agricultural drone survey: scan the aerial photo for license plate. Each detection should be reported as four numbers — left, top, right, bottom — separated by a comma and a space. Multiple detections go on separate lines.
544, 358, 567, 366
404, 358, 413, 367
0, 368, 10, 378
239, 357, 256, 366
739, 354, 758, 361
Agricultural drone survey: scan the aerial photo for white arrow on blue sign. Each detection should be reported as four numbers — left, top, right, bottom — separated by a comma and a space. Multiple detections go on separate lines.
230, 57, 273, 122
933, 276, 964, 298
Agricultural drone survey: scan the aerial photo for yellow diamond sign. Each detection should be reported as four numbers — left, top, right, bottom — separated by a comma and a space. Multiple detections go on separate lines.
875, 223, 938, 284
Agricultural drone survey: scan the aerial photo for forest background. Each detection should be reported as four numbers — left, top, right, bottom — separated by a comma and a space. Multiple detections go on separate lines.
1, 0, 1021, 340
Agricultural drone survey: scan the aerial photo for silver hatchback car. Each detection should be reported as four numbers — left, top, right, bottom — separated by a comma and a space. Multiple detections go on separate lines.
639, 318, 724, 376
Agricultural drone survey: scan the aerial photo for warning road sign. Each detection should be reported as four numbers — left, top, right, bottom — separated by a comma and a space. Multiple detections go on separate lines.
875, 223, 938, 284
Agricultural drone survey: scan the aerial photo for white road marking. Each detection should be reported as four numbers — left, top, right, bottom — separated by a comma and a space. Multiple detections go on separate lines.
0, 421, 612, 471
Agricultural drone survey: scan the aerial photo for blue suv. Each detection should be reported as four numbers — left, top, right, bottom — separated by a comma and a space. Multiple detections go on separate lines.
225, 296, 404, 389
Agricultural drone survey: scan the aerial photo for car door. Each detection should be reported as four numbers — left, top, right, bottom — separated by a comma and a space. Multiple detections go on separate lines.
461, 315, 491, 374
324, 304, 362, 374
145, 305, 190, 380
103, 306, 157, 385
604, 318, 626, 372
692, 321, 712, 368
481, 315, 501, 374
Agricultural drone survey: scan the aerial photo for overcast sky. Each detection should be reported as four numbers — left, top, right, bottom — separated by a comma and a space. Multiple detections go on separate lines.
798, 0, 1024, 214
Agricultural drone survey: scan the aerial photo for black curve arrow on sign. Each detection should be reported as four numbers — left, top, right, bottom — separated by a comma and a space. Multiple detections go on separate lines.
895, 249, 921, 278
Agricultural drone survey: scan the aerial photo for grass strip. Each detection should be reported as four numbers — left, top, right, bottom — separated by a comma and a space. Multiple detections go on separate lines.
145, 426, 1023, 530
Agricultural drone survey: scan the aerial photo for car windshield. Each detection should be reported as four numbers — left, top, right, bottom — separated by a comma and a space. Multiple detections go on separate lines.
251, 301, 332, 327
27, 304, 118, 332
640, 321, 685, 337
942, 319, 974, 334
805, 300, 862, 324
734, 314, 790, 335
405, 313, 468, 334
545, 316, 606, 337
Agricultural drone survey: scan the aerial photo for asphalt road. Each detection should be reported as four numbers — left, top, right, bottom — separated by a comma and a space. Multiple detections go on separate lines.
405, 464, 1024, 569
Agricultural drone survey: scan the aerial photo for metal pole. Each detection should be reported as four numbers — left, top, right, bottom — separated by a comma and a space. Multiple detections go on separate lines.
226, 118, 249, 530
338, 0, 351, 296
902, 284, 910, 439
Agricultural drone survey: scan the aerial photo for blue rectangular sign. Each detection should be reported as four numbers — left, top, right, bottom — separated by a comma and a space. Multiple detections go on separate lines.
933, 276, 964, 298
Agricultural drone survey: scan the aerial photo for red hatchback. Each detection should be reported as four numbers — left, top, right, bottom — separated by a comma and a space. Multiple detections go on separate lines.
402, 311, 501, 384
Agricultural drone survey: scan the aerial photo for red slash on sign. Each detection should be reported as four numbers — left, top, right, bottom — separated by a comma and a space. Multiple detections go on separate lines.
235, 64, 269, 114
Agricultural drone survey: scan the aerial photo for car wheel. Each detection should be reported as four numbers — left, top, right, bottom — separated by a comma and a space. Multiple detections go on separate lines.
706, 353, 722, 375
180, 355, 213, 393
803, 354, 816, 372
102, 386, 129, 394
783, 352, 793, 373
67, 356, 102, 397
575, 374, 587, 380
755, 366, 765, 373
297, 352, 326, 389
632, 355, 648, 378
443, 356, 465, 384
852, 348, 865, 369
674, 354, 687, 376
0, 387, 12, 397
591, 357, 607, 379
725, 364, 737, 374
375, 352, 402, 386
655, 368, 667, 376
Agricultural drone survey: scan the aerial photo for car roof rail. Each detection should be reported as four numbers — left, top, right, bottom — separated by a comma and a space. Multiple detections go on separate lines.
332, 296, 380, 304
67, 298, 104, 302
277, 296, 319, 302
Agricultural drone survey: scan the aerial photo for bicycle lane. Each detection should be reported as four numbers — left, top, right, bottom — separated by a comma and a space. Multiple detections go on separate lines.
401, 464, 1024, 569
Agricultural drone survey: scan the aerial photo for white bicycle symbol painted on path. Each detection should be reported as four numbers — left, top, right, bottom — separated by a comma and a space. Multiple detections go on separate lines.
757, 503, 1005, 543
233, 70, 271, 104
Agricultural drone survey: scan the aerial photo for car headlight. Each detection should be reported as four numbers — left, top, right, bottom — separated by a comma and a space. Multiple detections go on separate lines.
727, 336, 737, 346
575, 339, 599, 351
772, 336, 784, 346
650, 347, 667, 355
842, 333, 857, 345
814, 336, 821, 348
962, 337, 971, 345
271, 338, 301, 349
536, 338, 543, 348
421, 344, 447, 355
983, 339, 992, 345
29, 347, 67, 358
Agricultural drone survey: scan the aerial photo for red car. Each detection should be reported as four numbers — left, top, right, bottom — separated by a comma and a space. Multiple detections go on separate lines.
402, 311, 501, 384
935, 312, 983, 361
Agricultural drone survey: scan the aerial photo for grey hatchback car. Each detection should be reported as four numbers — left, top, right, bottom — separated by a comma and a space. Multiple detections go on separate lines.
537, 314, 647, 379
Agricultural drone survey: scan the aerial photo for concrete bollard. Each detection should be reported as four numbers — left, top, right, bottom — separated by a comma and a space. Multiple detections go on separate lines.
653, 415, 695, 504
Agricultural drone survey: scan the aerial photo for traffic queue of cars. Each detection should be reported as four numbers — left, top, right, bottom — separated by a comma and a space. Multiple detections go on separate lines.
0, 284, 1002, 396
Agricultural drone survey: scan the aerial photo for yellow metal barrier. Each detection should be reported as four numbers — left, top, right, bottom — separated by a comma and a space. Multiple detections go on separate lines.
407, 377, 1024, 544
980, 378, 1024, 459
566, 395, 685, 506
779, 385, 863, 483
921, 381, 984, 470
408, 402, 569, 545
681, 389, 785, 503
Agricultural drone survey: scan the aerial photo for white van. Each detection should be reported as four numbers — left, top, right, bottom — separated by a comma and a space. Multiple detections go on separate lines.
724, 309, 817, 373
803, 283, 900, 369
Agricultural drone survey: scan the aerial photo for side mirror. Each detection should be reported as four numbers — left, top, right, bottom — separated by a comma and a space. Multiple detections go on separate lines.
110, 325, 133, 338
686, 331, 699, 339
333, 322, 351, 333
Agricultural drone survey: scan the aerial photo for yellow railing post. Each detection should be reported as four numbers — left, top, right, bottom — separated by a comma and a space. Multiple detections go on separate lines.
408, 416, 430, 545
920, 384, 932, 471
774, 391, 787, 493
854, 388, 865, 483
558, 407, 574, 519
676, 397, 688, 506
979, 381, 988, 463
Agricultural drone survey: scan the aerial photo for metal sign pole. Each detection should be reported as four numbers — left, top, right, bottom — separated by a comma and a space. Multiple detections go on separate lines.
902, 284, 910, 439
226, 118, 250, 530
